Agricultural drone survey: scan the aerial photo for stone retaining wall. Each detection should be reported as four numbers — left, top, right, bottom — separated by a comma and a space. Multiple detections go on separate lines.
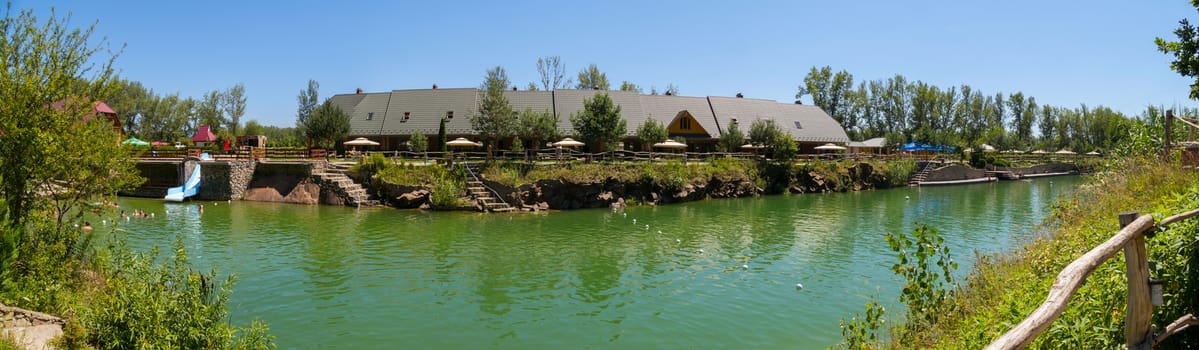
195, 160, 256, 201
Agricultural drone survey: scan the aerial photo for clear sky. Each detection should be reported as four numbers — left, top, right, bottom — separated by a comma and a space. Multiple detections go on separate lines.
15, 0, 1199, 127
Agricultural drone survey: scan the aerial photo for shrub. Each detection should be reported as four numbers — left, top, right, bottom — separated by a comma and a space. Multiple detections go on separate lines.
80, 238, 273, 349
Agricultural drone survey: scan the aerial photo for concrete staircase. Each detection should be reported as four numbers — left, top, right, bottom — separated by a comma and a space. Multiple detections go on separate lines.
464, 163, 516, 213
313, 165, 377, 206
909, 161, 936, 186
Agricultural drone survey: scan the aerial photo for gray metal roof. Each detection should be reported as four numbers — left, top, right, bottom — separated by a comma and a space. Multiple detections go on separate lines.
639, 94, 719, 138
379, 88, 478, 136
849, 137, 886, 148
708, 96, 849, 143
329, 88, 849, 143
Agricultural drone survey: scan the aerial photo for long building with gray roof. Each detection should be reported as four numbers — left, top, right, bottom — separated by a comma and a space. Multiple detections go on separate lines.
328, 87, 849, 152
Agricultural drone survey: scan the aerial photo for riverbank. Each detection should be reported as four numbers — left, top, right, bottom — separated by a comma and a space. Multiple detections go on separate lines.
370, 158, 918, 210
849, 157, 1199, 348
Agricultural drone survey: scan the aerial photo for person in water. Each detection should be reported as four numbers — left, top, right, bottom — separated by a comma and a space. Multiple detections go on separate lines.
82, 221, 93, 231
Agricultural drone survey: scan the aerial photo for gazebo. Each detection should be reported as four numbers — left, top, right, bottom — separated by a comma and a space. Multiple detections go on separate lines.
192, 125, 217, 147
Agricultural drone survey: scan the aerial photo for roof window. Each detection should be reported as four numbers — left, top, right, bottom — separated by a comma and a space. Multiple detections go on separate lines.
794, 121, 803, 129
367, 112, 374, 120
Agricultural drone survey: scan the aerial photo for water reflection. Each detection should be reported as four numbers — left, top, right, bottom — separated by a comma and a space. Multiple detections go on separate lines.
112, 176, 1084, 349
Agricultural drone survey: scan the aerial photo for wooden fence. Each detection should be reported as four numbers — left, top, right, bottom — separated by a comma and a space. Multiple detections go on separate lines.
986, 210, 1199, 350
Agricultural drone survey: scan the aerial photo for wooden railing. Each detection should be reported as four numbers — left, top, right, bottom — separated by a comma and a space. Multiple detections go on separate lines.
987, 209, 1199, 350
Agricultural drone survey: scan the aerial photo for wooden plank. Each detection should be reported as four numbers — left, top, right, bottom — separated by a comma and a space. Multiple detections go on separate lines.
1122, 211, 1152, 350
985, 214, 1155, 350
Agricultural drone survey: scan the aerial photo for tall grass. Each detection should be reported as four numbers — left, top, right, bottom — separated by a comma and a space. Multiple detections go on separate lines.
837, 157, 1199, 349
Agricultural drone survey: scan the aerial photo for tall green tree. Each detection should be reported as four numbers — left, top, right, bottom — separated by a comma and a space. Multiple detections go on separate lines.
797, 66, 855, 128
536, 56, 570, 91
472, 66, 518, 158
748, 119, 797, 160
437, 118, 447, 152
619, 81, 642, 93
1157, 3, 1199, 100
576, 64, 609, 90
635, 119, 668, 150
296, 79, 319, 140
303, 99, 350, 149
222, 83, 246, 135
243, 119, 264, 136
0, 5, 143, 228
197, 90, 224, 133
409, 130, 428, 152
519, 107, 560, 150
718, 122, 746, 152
570, 92, 626, 152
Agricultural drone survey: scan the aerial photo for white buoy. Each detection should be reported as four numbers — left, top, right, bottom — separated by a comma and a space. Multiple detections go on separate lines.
698, 249, 704, 253
101, 219, 107, 225
632, 218, 636, 224
645, 224, 649, 230
676, 239, 681, 243
657, 230, 662, 234
905, 195, 910, 200
796, 283, 804, 290
622, 212, 627, 218
150, 213, 154, 218
742, 264, 749, 270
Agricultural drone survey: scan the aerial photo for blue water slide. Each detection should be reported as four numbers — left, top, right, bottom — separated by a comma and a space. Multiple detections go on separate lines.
165, 161, 202, 202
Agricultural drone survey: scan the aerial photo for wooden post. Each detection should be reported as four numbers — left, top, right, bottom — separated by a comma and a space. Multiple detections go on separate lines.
1166, 110, 1175, 159
1121, 211, 1152, 350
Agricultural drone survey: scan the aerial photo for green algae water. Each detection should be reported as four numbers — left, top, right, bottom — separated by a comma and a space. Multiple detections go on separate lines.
111, 176, 1083, 349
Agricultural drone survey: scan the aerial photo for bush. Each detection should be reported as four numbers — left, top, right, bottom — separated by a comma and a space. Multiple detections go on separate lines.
80, 238, 273, 349
351, 153, 393, 174
429, 165, 468, 208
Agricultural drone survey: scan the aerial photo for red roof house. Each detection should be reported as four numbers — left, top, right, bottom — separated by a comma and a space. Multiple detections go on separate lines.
192, 125, 217, 146
51, 98, 123, 136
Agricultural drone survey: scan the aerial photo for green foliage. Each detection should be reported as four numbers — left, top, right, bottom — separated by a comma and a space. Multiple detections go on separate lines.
1157, 6, 1199, 100
836, 300, 886, 350
718, 122, 746, 152
437, 119, 447, 152
473, 66, 517, 155
409, 130, 428, 152
619, 81, 642, 93
222, 83, 246, 135
884, 158, 917, 187
242, 120, 264, 136
81, 238, 274, 349
429, 166, 468, 207
519, 108, 560, 150
798, 66, 855, 130
635, 119, 668, 150
510, 137, 524, 152
352, 153, 394, 174
887, 224, 957, 327
295, 79, 319, 138
570, 92, 627, 152
748, 119, 797, 160
575, 64, 609, 90
302, 99, 350, 149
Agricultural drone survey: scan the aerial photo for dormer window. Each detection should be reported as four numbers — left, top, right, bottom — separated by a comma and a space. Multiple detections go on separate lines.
367, 112, 374, 120
403, 112, 411, 122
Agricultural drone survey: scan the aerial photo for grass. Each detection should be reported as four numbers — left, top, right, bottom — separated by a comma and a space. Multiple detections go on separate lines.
846, 156, 1199, 349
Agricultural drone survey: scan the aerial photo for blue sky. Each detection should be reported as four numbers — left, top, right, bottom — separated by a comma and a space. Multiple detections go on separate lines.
16, 0, 1199, 127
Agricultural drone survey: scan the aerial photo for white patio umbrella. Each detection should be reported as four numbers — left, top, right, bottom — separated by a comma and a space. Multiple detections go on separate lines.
446, 137, 482, 147
814, 143, 846, 151
343, 137, 380, 146
740, 143, 765, 150
980, 144, 997, 152
1031, 150, 1048, 154
551, 137, 585, 148
1054, 149, 1076, 155
1086, 151, 1101, 156
652, 139, 687, 149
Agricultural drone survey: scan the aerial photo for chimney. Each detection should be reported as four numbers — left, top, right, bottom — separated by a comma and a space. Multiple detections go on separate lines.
665, 91, 672, 96
512, 87, 518, 91
736, 92, 744, 98
432, 84, 438, 90
794, 100, 803, 105
356, 88, 363, 94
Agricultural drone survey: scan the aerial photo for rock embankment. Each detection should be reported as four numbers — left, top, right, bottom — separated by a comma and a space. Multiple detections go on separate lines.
372, 161, 901, 211
1, 303, 64, 350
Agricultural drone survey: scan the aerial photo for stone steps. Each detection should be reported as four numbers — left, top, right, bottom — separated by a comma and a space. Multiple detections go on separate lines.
462, 163, 516, 213
312, 172, 372, 206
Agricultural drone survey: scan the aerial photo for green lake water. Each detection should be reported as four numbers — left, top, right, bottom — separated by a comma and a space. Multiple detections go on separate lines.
111, 176, 1083, 349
